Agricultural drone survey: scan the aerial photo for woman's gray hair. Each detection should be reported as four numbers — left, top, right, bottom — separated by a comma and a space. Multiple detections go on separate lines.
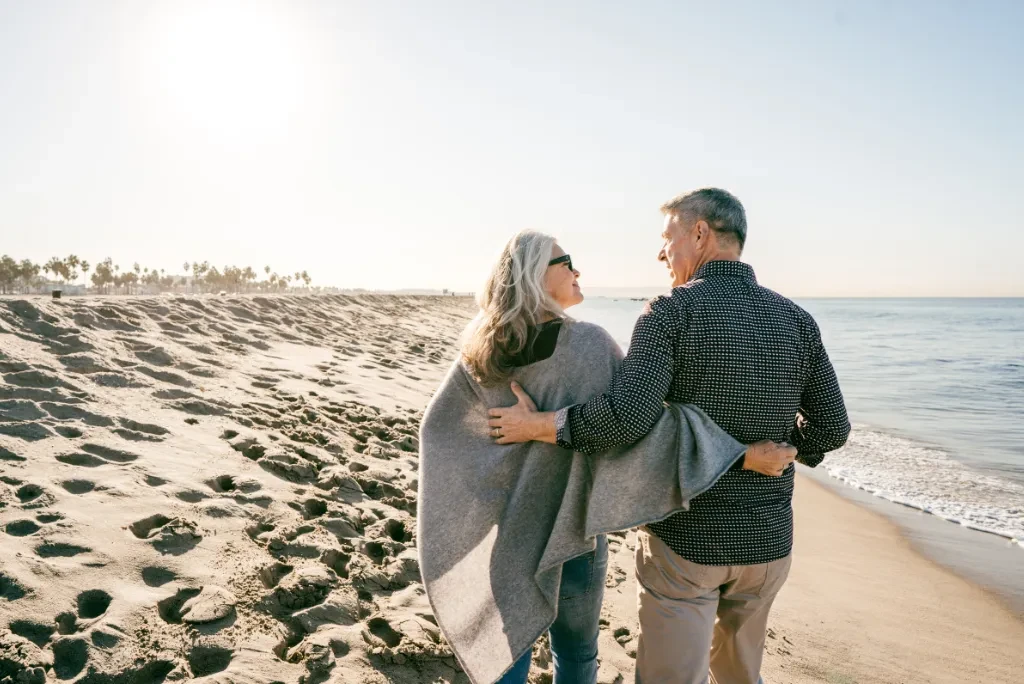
462, 230, 564, 385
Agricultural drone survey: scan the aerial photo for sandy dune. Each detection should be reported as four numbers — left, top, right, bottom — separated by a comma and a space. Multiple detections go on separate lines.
0, 294, 478, 683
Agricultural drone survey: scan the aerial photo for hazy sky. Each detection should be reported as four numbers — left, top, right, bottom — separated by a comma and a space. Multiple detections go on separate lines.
1, 0, 1022, 296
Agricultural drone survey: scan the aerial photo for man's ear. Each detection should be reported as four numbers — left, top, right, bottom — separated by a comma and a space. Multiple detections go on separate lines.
694, 220, 710, 245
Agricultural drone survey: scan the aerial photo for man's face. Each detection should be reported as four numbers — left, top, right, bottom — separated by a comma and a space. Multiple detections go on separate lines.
657, 213, 698, 287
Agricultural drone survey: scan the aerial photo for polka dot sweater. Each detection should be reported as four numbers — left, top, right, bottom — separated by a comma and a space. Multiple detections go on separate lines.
555, 261, 850, 565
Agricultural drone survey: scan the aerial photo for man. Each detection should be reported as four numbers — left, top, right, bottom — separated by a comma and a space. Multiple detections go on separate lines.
489, 188, 850, 683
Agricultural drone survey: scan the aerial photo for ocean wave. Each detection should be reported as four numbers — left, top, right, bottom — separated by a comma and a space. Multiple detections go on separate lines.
824, 427, 1024, 550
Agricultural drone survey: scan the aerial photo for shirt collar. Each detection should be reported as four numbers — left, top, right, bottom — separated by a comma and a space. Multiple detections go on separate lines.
690, 260, 757, 283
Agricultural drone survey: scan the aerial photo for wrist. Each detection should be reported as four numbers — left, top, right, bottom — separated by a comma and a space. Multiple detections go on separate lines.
534, 411, 557, 444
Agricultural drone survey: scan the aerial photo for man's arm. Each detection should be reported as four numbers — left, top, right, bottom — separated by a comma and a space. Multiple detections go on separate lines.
557, 299, 677, 454
790, 332, 850, 467
489, 297, 677, 453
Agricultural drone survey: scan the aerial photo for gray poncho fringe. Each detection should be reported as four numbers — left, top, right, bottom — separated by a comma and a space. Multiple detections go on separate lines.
417, 321, 745, 683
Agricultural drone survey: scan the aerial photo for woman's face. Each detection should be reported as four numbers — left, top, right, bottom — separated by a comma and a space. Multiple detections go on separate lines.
545, 243, 583, 309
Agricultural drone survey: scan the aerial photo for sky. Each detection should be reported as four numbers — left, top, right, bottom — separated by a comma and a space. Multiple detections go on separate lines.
1, 0, 1022, 296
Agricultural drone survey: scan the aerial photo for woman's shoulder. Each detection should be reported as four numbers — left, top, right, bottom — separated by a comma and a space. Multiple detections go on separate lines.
563, 320, 622, 355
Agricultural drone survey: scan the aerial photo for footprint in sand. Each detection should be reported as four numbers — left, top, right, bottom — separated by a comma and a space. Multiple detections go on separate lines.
1, 571, 29, 600
52, 637, 89, 679
79, 443, 139, 463
156, 587, 201, 624
54, 426, 84, 438
320, 549, 351, 579
5, 519, 41, 536
0, 445, 24, 462
35, 542, 91, 558
59, 480, 96, 495
141, 566, 177, 587
56, 453, 108, 468
175, 490, 209, 503
76, 589, 112, 620
299, 498, 328, 520
258, 562, 294, 589
55, 611, 78, 635
129, 514, 202, 555
381, 519, 412, 543
206, 475, 237, 493
365, 615, 404, 648
187, 645, 233, 677
273, 566, 335, 611
117, 418, 169, 437
112, 428, 163, 443
55, 444, 140, 468
0, 422, 54, 441
15, 483, 44, 504
39, 402, 113, 427
9, 619, 55, 647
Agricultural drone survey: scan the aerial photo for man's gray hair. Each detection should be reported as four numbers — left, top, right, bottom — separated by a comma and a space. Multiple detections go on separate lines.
661, 188, 747, 250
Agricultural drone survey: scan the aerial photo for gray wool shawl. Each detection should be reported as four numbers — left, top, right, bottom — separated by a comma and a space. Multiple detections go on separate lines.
417, 321, 745, 684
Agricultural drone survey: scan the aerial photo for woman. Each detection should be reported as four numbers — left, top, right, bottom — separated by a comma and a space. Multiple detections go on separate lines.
418, 231, 790, 684
461, 232, 606, 684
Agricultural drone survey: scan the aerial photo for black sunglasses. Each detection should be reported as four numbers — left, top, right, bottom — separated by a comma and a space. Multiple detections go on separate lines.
548, 254, 574, 272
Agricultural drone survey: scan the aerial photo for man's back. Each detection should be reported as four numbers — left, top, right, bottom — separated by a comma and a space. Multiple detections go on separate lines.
558, 260, 850, 565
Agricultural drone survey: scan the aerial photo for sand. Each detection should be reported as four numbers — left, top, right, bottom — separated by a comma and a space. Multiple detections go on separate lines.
1, 294, 1021, 683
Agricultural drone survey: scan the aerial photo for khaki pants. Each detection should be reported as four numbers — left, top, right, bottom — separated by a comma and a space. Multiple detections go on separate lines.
634, 528, 792, 684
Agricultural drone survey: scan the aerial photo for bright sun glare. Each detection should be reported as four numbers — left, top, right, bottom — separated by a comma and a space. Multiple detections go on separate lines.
142, 3, 310, 140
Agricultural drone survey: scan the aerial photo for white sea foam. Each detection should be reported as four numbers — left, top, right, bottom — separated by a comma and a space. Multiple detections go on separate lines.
824, 426, 1024, 549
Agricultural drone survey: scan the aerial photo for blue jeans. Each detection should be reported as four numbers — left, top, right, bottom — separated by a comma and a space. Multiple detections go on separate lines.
498, 535, 609, 684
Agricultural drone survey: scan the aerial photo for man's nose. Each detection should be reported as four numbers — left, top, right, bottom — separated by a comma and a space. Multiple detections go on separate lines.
657, 248, 667, 263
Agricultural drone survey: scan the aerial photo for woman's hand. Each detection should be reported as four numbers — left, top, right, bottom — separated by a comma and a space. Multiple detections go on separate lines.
743, 440, 798, 476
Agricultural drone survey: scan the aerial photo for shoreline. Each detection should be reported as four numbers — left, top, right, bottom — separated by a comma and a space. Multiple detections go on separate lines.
762, 474, 1024, 683
801, 465, 1024, 619
594, 472, 1024, 683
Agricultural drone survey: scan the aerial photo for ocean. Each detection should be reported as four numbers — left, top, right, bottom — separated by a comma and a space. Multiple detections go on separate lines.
572, 296, 1024, 608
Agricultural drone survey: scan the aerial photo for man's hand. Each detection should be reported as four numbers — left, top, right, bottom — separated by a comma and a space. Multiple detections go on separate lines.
487, 382, 557, 444
743, 440, 798, 477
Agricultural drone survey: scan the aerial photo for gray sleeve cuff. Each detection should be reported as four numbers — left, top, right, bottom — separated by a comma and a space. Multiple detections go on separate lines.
554, 406, 573, 449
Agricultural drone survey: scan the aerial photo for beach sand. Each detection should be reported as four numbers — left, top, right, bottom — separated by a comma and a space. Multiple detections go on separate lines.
1, 294, 1021, 683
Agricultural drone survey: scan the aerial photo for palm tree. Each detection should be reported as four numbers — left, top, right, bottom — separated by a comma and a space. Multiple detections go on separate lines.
19, 259, 40, 294
81, 261, 90, 290
0, 255, 16, 294
242, 266, 256, 293
44, 257, 65, 284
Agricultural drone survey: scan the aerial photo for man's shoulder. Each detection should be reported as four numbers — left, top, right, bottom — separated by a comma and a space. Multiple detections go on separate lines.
668, 277, 820, 333
751, 284, 821, 335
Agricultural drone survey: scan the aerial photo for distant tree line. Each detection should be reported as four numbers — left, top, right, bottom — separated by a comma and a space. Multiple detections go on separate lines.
0, 254, 312, 295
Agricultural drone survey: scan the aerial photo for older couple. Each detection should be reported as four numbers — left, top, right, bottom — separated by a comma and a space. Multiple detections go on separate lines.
419, 188, 850, 684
